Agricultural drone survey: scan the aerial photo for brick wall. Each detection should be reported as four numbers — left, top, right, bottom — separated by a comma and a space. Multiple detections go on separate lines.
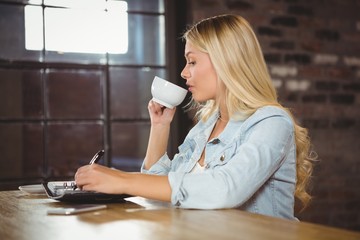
188, 0, 360, 231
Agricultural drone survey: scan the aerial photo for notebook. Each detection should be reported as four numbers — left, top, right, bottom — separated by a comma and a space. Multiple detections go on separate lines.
43, 181, 131, 203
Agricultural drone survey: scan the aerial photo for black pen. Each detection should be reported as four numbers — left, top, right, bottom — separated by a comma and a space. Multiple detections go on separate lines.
73, 149, 105, 190
89, 149, 105, 165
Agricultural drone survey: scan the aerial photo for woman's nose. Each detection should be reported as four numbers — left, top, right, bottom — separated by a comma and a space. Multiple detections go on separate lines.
180, 66, 189, 80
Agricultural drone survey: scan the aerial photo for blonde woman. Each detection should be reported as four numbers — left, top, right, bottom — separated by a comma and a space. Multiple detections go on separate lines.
75, 14, 315, 220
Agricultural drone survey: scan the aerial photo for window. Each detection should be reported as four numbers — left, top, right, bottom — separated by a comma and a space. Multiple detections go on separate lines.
0, 0, 168, 186
25, 1, 128, 54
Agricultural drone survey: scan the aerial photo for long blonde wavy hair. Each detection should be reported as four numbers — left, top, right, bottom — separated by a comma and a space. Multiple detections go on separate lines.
183, 14, 316, 210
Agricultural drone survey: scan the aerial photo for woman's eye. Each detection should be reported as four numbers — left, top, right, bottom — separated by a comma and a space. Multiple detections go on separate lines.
187, 61, 195, 65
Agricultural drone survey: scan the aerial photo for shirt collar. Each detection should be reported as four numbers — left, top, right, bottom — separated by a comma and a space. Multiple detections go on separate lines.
195, 111, 244, 146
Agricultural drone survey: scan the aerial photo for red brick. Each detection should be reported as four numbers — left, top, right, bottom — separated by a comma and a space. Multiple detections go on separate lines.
298, 66, 324, 78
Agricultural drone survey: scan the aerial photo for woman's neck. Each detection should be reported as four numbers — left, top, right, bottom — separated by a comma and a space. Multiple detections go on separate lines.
218, 107, 229, 122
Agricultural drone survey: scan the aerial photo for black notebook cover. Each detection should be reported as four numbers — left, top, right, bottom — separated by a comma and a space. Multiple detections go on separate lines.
43, 181, 131, 203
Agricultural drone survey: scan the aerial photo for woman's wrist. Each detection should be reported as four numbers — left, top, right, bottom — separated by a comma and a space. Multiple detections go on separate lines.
117, 171, 131, 194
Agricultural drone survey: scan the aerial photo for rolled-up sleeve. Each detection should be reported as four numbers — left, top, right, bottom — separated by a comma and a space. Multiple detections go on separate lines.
140, 153, 172, 175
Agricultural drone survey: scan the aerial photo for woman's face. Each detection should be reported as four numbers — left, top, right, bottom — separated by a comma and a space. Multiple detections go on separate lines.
181, 41, 218, 102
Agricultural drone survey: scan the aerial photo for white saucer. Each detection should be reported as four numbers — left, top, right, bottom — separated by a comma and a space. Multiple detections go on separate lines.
19, 184, 45, 195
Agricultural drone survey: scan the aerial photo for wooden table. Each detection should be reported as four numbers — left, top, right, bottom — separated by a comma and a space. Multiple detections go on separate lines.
0, 190, 359, 240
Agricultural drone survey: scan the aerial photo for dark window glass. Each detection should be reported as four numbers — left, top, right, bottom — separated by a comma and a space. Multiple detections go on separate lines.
47, 122, 104, 177
127, 0, 164, 13
0, 69, 43, 119
0, 123, 44, 179
111, 122, 150, 171
46, 69, 104, 119
110, 67, 166, 119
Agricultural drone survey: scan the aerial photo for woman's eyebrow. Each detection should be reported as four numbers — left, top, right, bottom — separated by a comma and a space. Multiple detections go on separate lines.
185, 51, 194, 58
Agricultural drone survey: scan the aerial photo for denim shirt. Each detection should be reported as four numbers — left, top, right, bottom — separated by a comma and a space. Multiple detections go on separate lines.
141, 106, 297, 220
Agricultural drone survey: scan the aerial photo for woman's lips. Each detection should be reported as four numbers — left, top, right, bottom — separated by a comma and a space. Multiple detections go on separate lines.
186, 84, 193, 92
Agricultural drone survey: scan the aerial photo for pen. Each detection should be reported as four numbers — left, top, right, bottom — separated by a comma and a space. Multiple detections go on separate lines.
89, 149, 105, 165
73, 149, 104, 190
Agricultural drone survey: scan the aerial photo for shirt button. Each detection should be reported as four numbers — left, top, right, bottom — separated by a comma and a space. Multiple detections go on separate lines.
220, 154, 225, 161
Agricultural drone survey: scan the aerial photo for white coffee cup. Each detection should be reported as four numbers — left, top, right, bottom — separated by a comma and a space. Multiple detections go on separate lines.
151, 76, 188, 109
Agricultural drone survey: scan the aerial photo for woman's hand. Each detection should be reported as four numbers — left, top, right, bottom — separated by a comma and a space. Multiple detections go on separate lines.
74, 164, 172, 202
74, 164, 125, 194
148, 100, 176, 125
144, 100, 176, 169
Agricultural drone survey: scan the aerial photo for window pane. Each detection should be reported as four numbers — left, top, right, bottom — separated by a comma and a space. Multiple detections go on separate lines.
47, 122, 104, 177
41, 2, 128, 63
109, 14, 165, 66
109, 67, 166, 119
44, 3, 127, 54
46, 69, 104, 119
0, 69, 43, 119
111, 122, 150, 171
24, 5, 44, 51
0, 123, 44, 179
0, 4, 42, 61
127, 0, 164, 13
44, 0, 106, 8
0, 0, 42, 4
